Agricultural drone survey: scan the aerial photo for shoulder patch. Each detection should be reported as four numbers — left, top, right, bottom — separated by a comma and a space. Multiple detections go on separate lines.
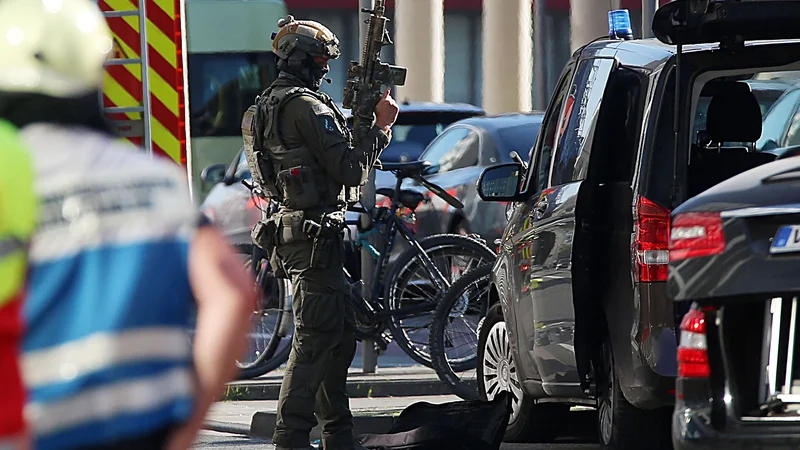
317, 115, 341, 135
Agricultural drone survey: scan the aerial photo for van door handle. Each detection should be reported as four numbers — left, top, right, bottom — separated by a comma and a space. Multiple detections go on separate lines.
533, 198, 548, 220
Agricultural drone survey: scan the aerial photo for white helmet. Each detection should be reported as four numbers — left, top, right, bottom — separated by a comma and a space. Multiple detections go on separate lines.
0, 0, 113, 98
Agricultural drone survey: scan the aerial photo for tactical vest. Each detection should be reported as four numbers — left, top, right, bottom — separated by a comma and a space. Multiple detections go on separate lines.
242, 85, 359, 213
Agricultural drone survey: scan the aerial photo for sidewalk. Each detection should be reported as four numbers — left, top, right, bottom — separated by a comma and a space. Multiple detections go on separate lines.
224, 365, 466, 400
206, 395, 461, 440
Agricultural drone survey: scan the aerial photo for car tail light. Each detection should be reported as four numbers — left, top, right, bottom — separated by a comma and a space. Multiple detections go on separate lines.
635, 197, 671, 282
678, 307, 710, 378
669, 212, 726, 262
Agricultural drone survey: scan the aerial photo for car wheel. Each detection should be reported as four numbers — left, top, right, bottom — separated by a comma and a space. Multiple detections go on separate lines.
596, 339, 672, 450
477, 304, 568, 443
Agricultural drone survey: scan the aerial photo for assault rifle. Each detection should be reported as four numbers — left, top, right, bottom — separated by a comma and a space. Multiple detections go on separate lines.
341, 0, 407, 144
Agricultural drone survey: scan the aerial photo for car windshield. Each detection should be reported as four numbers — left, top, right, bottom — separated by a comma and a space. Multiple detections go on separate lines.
493, 122, 543, 163
355, 110, 484, 162
380, 124, 445, 162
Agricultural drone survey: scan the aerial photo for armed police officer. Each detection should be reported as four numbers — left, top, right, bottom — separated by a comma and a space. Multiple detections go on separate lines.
242, 16, 399, 450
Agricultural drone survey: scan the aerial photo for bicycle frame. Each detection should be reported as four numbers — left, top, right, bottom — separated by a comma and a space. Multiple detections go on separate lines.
349, 173, 453, 323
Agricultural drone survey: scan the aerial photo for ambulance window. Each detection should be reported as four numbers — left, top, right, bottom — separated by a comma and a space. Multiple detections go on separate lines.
188, 52, 279, 137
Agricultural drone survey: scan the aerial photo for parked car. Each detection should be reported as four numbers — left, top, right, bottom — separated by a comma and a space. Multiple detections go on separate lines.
755, 81, 800, 153
199, 101, 484, 248
387, 113, 544, 247
472, 3, 797, 448
669, 156, 800, 450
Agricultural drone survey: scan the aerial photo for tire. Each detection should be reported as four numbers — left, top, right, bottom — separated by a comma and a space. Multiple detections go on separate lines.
384, 234, 496, 367
477, 304, 569, 443
429, 263, 493, 400
596, 338, 673, 450
234, 257, 294, 380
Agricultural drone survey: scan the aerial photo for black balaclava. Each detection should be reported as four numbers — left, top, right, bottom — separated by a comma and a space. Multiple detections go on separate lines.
0, 91, 114, 135
277, 50, 329, 91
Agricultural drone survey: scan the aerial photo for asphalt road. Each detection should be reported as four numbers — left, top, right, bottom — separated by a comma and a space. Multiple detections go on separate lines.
193, 410, 604, 449
192, 431, 602, 449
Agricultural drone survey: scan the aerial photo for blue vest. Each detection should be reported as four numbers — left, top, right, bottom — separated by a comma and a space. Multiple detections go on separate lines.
21, 124, 198, 450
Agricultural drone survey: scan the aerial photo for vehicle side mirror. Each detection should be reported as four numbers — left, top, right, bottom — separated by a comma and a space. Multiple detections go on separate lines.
423, 164, 440, 175
200, 164, 227, 190
477, 163, 523, 202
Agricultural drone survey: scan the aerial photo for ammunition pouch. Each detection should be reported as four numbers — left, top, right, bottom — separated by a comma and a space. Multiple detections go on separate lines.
277, 211, 308, 245
242, 102, 282, 200
251, 218, 287, 279
277, 165, 321, 211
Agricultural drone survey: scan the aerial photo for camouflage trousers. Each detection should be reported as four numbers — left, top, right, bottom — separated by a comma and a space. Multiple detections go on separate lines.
272, 236, 357, 450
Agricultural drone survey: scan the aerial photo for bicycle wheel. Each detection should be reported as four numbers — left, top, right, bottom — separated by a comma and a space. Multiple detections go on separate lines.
235, 257, 294, 380
429, 263, 493, 400
384, 234, 495, 367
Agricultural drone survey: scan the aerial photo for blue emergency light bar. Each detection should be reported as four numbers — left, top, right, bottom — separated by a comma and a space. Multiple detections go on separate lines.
608, 9, 634, 40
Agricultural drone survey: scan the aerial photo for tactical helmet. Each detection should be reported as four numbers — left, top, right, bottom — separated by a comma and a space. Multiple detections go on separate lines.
0, 0, 113, 98
271, 16, 341, 61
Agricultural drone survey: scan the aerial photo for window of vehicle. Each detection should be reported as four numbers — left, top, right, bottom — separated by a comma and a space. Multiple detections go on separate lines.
379, 123, 446, 162
551, 58, 616, 186
233, 150, 251, 181
757, 89, 800, 150
188, 52, 279, 138
495, 122, 543, 163
783, 108, 800, 147
586, 66, 645, 184
418, 126, 480, 173
526, 64, 575, 193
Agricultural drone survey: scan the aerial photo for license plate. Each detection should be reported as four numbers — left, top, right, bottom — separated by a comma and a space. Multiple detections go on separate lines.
770, 225, 800, 254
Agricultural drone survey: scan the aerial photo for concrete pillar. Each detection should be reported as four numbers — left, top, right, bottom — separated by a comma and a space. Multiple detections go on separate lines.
533, 0, 547, 110
642, 0, 659, 38
393, 0, 445, 102
569, 0, 619, 53
482, 0, 532, 114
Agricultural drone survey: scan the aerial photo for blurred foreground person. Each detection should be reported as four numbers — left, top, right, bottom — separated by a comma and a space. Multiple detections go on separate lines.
0, 120, 37, 450
0, 1, 255, 449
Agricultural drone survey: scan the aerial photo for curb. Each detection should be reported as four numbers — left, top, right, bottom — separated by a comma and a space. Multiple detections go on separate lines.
226, 378, 459, 401
249, 411, 400, 441
203, 420, 252, 436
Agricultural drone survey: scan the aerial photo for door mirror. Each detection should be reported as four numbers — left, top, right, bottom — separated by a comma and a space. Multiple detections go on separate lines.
477, 163, 523, 202
200, 164, 227, 189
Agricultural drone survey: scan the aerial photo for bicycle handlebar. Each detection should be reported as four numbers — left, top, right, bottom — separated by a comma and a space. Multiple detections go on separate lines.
411, 174, 464, 209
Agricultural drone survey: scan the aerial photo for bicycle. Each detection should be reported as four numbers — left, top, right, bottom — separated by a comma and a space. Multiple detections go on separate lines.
240, 159, 495, 375
429, 263, 494, 400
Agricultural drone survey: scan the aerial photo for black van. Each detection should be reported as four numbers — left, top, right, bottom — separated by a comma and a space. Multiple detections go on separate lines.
473, 1, 800, 448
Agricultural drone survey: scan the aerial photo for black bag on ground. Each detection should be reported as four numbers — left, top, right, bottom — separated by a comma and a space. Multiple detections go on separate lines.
357, 392, 511, 450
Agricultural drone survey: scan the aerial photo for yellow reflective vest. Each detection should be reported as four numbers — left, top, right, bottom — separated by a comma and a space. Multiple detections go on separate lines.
0, 119, 36, 307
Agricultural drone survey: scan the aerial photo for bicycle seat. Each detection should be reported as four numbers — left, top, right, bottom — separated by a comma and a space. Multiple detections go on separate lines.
379, 160, 431, 178
375, 188, 425, 210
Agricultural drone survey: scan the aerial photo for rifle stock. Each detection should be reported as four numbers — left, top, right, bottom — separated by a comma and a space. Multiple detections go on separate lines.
342, 0, 407, 145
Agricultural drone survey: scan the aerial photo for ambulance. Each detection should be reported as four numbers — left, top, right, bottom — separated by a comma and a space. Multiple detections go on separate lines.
97, 0, 287, 201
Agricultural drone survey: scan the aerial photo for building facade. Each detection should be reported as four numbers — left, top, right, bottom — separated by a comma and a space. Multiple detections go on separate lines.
286, 0, 669, 109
